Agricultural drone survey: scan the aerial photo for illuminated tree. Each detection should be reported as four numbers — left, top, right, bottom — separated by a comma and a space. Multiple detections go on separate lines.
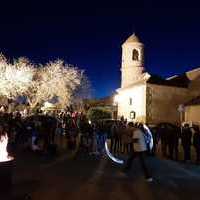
26, 60, 90, 109
0, 54, 91, 111
73, 74, 92, 111
0, 54, 34, 99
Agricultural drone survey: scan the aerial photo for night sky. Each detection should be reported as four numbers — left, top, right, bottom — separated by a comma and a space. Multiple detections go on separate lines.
0, 1, 200, 98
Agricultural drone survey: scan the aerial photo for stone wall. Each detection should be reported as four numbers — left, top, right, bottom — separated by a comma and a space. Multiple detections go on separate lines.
185, 105, 200, 124
117, 74, 200, 124
146, 84, 189, 124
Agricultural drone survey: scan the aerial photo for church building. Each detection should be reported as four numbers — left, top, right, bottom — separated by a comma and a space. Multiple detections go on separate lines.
115, 34, 200, 124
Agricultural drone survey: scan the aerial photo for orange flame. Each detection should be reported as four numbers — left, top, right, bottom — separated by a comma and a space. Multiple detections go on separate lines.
0, 134, 13, 162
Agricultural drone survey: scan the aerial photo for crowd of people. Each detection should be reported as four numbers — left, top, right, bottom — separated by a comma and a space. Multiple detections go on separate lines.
0, 109, 200, 167
158, 123, 200, 164
0, 110, 109, 156
0, 111, 57, 155
108, 120, 200, 165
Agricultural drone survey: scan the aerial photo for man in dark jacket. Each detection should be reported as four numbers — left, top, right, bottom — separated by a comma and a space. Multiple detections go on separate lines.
193, 126, 200, 164
159, 125, 168, 158
174, 125, 181, 161
168, 125, 180, 160
181, 124, 192, 162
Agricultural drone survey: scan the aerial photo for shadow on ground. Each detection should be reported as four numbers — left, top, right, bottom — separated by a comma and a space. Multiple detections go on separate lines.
8, 150, 200, 200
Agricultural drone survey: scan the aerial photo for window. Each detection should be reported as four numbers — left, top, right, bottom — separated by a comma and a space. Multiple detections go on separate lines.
129, 98, 132, 105
132, 49, 139, 61
130, 111, 136, 119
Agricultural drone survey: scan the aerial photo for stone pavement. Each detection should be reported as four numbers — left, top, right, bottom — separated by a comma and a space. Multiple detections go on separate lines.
11, 151, 200, 200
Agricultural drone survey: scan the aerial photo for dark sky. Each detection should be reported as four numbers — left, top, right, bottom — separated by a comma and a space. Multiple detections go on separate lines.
0, 1, 200, 98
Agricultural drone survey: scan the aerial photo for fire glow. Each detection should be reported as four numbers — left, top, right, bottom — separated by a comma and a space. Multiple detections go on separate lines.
0, 134, 13, 162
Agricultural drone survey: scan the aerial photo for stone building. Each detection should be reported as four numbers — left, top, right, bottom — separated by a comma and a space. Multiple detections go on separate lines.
184, 96, 200, 125
115, 34, 200, 124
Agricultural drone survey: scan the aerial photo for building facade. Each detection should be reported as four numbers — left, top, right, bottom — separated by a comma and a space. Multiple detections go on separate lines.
184, 96, 200, 125
115, 34, 200, 124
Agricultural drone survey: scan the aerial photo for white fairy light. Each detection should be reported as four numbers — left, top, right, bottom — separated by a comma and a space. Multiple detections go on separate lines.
26, 59, 90, 109
0, 55, 34, 99
0, 54, 90, 110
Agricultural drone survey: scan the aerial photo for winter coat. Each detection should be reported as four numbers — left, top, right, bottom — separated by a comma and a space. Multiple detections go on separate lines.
193, 132, 200, 149
181, 128, 192, 146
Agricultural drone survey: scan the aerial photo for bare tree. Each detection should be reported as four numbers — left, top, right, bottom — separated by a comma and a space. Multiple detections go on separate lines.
26, 60, 91, 109
0, 54, 34, 99
0, 54, 91, 111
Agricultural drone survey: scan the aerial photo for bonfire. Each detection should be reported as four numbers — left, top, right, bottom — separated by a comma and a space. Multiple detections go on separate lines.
0, 134, 13, 162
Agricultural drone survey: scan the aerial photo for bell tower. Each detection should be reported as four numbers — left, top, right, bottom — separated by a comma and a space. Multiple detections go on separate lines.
121, 33, 145, 88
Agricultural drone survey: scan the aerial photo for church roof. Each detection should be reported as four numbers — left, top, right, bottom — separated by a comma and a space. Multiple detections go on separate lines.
186, 67, 200, 80
185, 96, 200, 106
148, 67, 200, 88
165, 74, 190, 87
147, 74, 190, 88
123, 33, 141, 44
118, 73, 190, 92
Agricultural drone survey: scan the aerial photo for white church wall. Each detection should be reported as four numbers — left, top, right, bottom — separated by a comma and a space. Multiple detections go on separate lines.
121, 35, 145, 88
117, 84, 146, 122
121, 43, 144, 68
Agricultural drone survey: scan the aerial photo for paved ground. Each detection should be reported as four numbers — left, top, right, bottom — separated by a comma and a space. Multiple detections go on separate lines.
6, 147, 200, 200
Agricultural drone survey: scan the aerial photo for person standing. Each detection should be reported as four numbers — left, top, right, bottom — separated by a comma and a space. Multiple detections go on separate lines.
167, 126, 180, 161
174, 125, 181, 161
181, 124, 192, 162
90, 123, 99, 156
124, 123, 153, 182
31, 125, 41, 152
98, 122, 107, 155
122, 122, 135, 154
159, 125, 168, 158
193, 126, 200, 164
113, 122, 122, 153
110, 121, 118, 153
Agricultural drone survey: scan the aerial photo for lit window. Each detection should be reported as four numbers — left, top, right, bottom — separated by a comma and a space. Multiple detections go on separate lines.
130, 111, 136, 119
